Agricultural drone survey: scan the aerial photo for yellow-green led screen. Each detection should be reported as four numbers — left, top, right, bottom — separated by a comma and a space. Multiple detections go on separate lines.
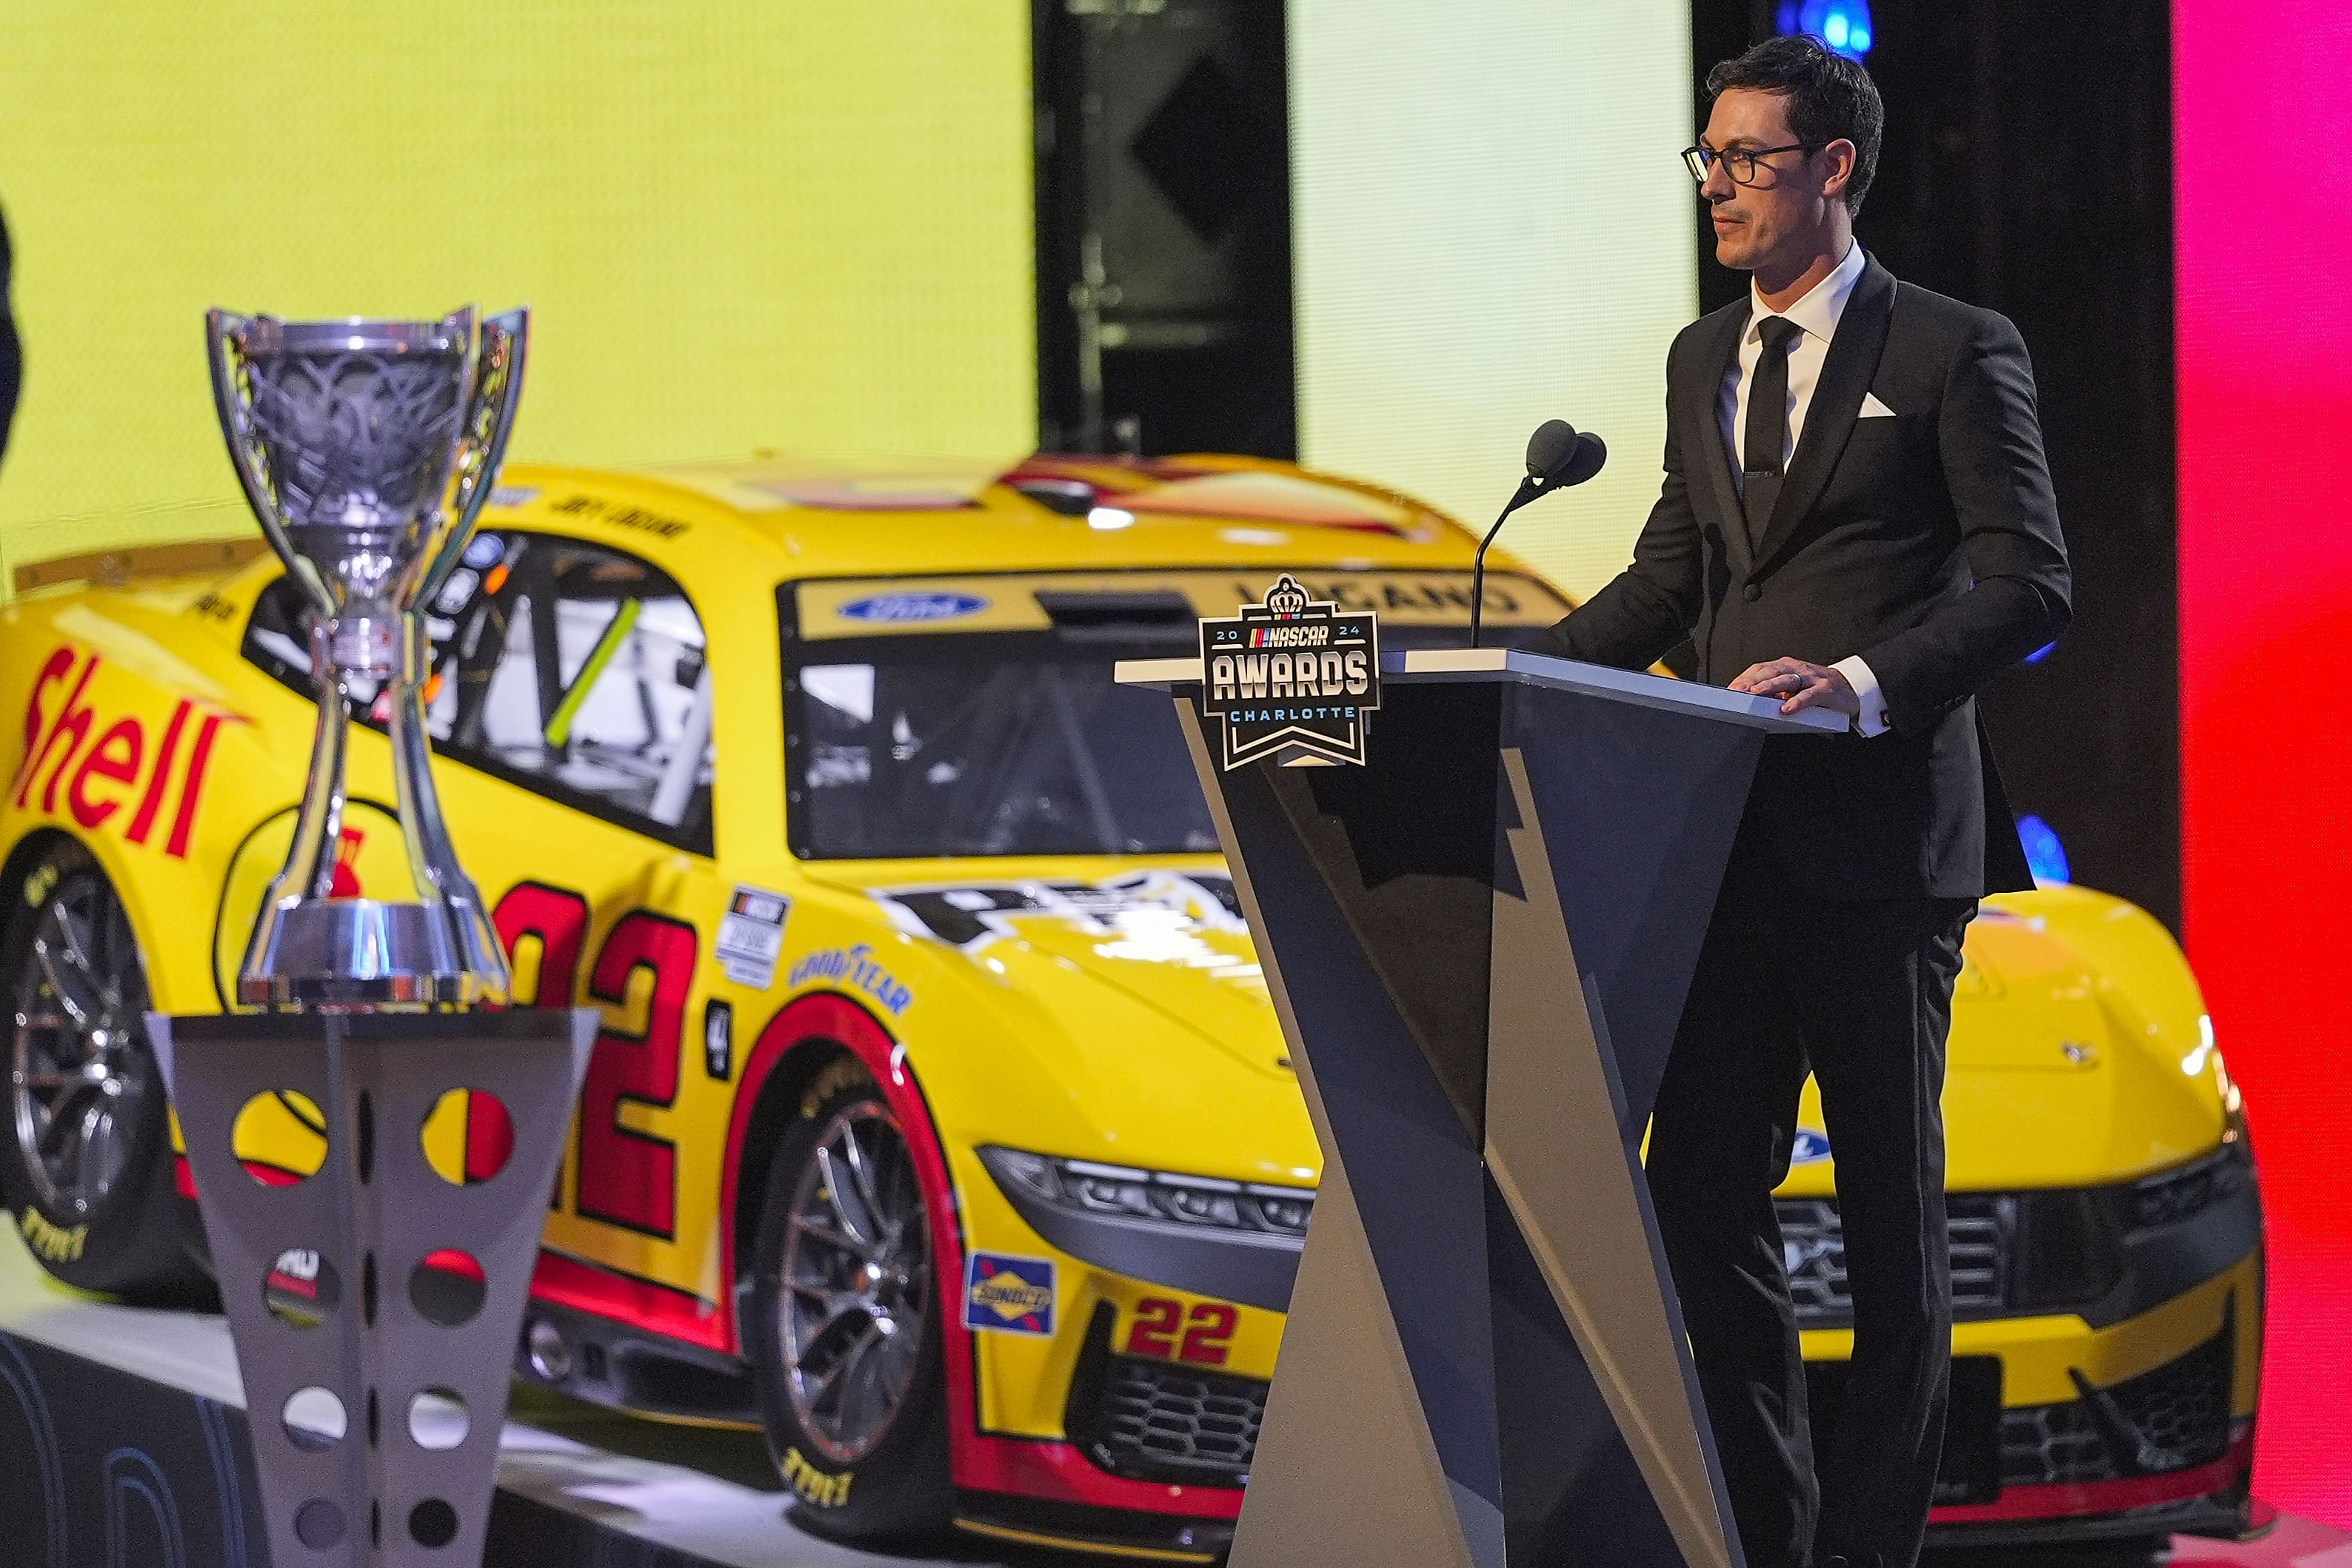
0, 4, 1035, 578
1287, 1, 1697, 601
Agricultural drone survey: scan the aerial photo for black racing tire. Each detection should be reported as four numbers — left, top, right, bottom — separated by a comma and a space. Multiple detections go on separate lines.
745, 1074, 953, 1546
0, 840, 209, 1304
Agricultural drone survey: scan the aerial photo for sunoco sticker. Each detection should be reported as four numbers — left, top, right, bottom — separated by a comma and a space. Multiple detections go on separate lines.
964, 1253, 1055, 1336
715, 886, 790, 988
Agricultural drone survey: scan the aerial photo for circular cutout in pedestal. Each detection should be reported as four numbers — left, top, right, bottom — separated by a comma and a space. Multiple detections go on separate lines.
408, 1249, 486, 1327
281, 1387, 346, 1452
232, 1092, 327, 1186
264, 1247, 340, 1330
408, 1498, 458, 1549
419, 1089, 514, 1185
407, 1387, 470, 1451
293, 1498, 346, 1549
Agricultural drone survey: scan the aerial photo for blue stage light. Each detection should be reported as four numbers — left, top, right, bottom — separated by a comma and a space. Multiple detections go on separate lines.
2015, 814, 2071, 883
2025, 640, 2057, 664
1776, 0, 1875, 62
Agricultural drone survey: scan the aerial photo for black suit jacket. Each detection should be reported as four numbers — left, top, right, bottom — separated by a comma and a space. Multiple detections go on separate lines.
1534, 255, 2071, 899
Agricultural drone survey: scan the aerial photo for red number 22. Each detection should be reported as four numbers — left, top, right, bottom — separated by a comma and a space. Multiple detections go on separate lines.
1126, 1299, 1236, 1367
575, 912, 698, 1239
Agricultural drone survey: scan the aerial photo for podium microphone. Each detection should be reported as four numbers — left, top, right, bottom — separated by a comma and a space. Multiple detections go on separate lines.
1471, 419, 1607, 646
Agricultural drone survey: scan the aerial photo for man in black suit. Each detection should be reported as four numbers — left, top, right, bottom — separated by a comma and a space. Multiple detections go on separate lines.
1531, 36, 2071, 1568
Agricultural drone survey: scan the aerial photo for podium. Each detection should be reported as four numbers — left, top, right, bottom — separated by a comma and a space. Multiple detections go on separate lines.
1117, 647, 1843, 1568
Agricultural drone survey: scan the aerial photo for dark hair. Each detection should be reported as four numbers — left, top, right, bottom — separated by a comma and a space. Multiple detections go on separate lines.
1705, 36, 1884, 216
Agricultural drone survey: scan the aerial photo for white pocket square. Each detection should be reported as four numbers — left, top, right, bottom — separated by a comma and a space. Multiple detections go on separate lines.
1859, 392, 1898, 418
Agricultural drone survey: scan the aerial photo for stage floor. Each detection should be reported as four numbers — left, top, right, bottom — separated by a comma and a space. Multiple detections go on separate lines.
0, 1225, 980, 1567
0, 1226, 2339, 1567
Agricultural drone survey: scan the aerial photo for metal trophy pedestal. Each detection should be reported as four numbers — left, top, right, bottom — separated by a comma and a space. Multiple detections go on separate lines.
153, 1009, 594, 1567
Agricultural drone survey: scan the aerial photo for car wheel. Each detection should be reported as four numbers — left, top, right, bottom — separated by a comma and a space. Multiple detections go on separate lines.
746, 1075, 953, 1544
0, 841, 207, 1302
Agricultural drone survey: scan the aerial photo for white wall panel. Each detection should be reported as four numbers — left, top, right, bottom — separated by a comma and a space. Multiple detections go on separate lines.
1289, 1, 1696, 600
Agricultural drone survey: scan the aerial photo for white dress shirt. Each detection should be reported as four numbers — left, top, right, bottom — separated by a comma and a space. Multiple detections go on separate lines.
1715, 241, 1891, 737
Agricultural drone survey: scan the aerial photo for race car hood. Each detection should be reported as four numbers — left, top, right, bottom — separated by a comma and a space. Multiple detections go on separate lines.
1782, 883, 2232, 1196
803, 861, 1320, 1185
809, 862, 2228, 1202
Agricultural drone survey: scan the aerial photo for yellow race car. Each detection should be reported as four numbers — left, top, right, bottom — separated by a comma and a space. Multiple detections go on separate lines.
0, 452, 2261, 1560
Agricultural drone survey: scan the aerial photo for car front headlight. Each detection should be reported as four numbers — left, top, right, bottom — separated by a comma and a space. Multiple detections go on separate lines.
980, 1146, 1316, 1238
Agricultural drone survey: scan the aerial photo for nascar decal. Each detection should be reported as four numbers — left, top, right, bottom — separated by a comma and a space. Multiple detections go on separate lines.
964, 1252, 1055, 1336
786, 943, 912, 1016
13, 646, 229, 857
1200, 574, 1380, 769
714, 885, 790, 988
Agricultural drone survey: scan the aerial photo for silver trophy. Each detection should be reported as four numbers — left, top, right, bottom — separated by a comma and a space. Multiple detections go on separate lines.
208, 307, 527, 1008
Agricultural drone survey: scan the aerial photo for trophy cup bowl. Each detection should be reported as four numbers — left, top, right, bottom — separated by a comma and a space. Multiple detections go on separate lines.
208, 306, 527, 1008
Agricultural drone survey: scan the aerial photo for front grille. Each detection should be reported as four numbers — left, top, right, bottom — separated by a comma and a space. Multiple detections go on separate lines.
1068, 1305, 1266, 1487
1085, 1356, 1267, 1485
1777, 1195, 2005, 1327
2115, 1326, 2234, 1463
1999, 1398, 2111, 1487
1999, 1325, 2234, 1487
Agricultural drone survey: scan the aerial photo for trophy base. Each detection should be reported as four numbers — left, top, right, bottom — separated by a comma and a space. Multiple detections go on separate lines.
240, 897, 496, 1008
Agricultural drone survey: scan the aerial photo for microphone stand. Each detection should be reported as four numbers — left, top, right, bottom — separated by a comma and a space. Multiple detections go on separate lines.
1470, 478, 1540, 649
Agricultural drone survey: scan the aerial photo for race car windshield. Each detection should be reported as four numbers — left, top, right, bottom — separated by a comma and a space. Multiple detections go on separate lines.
789, 648, 1220, 858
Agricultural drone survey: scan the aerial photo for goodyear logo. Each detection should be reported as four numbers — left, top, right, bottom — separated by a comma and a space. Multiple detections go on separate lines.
786, 943, 912, 1016
781, 1447, 853, 1509
19, 1209, 86, 1264
963, 1252, 1055, 1336
837, 591, 988, 625
1791, 1129, 1831, 1165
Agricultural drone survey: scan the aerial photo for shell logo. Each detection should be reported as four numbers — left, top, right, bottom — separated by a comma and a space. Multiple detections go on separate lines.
13, 646, 232, 857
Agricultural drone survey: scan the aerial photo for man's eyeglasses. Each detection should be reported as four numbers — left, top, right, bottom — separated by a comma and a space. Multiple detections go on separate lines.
1683, 142, 1817, 186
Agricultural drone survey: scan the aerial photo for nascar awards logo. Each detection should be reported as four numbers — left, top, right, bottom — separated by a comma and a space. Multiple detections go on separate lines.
1200, 574, 1380, 770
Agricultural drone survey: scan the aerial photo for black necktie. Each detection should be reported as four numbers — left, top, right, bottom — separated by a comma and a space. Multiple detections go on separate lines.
1742, 315, 1805, 546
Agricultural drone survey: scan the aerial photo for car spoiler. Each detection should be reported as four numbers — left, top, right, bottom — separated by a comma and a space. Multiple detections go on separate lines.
13, 537, 270, 595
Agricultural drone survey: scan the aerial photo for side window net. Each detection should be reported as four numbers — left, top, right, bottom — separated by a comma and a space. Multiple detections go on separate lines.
244, 531, 713, 853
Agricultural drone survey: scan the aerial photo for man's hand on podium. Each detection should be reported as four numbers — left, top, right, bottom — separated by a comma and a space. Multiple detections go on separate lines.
1730, 657, 1862, 720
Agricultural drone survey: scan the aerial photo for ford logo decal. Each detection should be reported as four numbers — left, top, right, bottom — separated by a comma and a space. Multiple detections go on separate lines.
837, 592, 989, 624
1790, 1128, 1832, 1165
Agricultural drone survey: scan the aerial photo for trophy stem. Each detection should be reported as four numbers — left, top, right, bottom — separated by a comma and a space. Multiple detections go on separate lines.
388, 623, 510, 998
